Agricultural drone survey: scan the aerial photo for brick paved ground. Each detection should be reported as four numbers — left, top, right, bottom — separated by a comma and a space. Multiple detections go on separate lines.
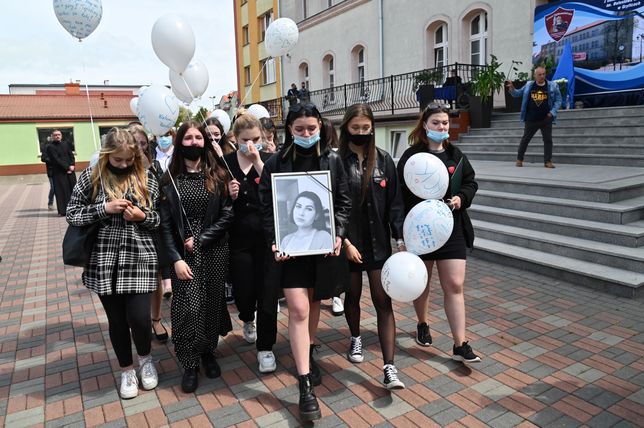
1, 179, 643, 428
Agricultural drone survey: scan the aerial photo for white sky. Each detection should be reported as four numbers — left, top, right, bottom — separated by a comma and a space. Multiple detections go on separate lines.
0, 1, 238, 110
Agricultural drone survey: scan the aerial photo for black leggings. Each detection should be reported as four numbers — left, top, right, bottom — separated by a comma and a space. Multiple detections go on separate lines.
344, 269, 396, 364
98, 293, 152, 367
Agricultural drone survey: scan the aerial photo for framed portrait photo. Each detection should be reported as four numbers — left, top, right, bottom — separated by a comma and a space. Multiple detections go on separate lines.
271, 171, 336, 257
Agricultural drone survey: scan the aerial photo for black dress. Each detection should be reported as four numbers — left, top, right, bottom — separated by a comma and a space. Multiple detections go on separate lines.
170, 172, 232, 369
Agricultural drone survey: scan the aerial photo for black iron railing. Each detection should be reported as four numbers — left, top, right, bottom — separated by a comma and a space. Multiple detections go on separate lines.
248, 63, 488, 122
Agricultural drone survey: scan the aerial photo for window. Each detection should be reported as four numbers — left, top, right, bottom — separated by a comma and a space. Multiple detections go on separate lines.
323, 54, 335, 103
434, 24, 448, 68
262, 58, 276, 85
390, 131, 407, 158
355, 46, 365, 84
299, 62, 309, 88
37, 127, 75, 153
244, 66, 251, 86
259, 11, 272, 42
469, 12, 488, 65
242, 25, 249, 45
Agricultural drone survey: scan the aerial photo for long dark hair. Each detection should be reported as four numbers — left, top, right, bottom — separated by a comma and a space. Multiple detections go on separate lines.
338, 103, 377, 204
409, 105, 451, 149
290, 191, 327, 230
321, 118, 338, 149
166, 121, 228, 195
281, 103, 327, 160
204, 117, 235, 155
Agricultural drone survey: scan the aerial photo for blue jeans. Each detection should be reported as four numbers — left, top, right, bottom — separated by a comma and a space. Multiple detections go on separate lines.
48, 176, 55, 205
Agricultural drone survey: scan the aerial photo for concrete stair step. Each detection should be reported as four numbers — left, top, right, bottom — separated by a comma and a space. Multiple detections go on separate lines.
468, 126, 644, 136
466, 152, 644, 167
491, 105, 644, 121
469, 205, 644, 247
473, 220, 644, 272
490, 116, 644, 128
475, 189, 644, 224
459, 135, 643, 144
473, 238, 644, 299
476, 173, 644, 203
460, 143, 644, 155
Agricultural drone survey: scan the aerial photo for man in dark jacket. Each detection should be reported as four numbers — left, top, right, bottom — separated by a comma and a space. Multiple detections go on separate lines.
45, 130, 77, 216
40, 137, 55, 210
286, 83, 299, 106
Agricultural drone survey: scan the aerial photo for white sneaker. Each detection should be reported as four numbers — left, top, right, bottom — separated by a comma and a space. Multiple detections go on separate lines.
347, 336, 364, 363
138, 355, 158, 390
120, 369, 139, 399
258, 351, 277, 373
243, 321, 257, 343
332, 297, 344, 316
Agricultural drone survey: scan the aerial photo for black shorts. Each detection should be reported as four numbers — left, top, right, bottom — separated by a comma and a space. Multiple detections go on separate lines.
419, 219, 467, 261
349, 259, 386, 273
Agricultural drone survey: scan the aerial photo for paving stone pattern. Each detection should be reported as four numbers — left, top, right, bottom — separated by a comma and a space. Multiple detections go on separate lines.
0, 180, 642, 427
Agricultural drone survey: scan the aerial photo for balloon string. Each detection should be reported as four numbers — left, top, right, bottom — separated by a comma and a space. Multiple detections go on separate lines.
178, 74, 235, 179
78, 39, 104, 190
239, 60, 269, 107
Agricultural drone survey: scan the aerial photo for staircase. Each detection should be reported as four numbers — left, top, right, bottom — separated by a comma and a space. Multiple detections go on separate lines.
459, 105, 644, 299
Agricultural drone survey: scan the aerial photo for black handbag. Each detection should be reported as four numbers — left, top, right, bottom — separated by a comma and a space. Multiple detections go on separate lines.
62, 223, 100, 267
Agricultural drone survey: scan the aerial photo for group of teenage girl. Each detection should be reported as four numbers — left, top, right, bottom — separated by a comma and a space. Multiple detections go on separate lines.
66, 102, 479, 422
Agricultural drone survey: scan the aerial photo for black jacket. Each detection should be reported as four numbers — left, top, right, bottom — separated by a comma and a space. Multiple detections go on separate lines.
342, 147, 405, 262
397, 143, 478, 248
159, 177, 234, 268
258, 146, 351, 247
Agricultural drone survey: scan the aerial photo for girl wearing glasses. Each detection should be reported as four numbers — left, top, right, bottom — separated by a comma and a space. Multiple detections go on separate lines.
338, 104, 406, 389
258, 103, 351, 422
159, 121, 234, 393
397, 104, 481, 364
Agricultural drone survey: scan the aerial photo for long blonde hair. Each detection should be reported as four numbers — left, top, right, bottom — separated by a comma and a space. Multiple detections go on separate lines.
91, 127, 151, 208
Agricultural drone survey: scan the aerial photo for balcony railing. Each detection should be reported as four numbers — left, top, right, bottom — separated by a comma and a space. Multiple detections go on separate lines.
247, 63, 489, 122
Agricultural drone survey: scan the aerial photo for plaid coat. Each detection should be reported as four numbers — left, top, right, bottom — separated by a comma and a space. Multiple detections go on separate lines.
66, 168, 161, 295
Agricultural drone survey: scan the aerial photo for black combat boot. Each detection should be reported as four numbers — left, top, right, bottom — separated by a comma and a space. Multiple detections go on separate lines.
298, 373, 321, 421
309, 344, 321, 386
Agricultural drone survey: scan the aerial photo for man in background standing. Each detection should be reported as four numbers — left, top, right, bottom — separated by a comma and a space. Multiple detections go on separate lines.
45, 130, 77, 216
507, 66, 562, 169
40, 136, 55, 210
287, 83, 299, 107
298, 82, 310, 103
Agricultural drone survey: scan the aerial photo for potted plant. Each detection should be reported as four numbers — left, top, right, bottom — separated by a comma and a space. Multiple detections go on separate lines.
469, 55, 506, 127
414, 69, 443, 110
504, 60, 529, 112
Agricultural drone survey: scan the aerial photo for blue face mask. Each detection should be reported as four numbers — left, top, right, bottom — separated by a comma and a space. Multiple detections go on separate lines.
157, 136, 173, 150
293, 132, 320, 149
426, 129, 450, 143
239, 142, 264, 154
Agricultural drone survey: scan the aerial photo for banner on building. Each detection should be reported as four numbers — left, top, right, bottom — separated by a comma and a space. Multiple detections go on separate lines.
534, 0, 644, 95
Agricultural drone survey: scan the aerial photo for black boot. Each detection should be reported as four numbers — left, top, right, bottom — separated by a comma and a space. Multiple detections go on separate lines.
309, 344, 321, 386
181, 367, 199, 393
202, 353, 221, 378
298, 374, 321, 421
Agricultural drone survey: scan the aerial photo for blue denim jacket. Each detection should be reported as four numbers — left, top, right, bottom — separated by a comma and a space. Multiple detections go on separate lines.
510, 80, 562, 123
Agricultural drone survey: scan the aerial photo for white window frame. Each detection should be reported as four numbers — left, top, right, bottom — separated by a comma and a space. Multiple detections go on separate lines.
262, 58, 276, 85
434, 24, 448, 68
390, 130, 408, 159
470, 12, 488, 65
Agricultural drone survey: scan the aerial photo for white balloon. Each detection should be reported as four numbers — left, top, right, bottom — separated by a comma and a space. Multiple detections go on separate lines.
169, 59, 209, 104
264, 18, 299, 57
151, 14, 196, 73
404, 152, 449, 200
136, 84, 179, 136
137, 86, 149, 96
129, 97, 138, 115
403, 200, 454, 255
53, 0, 102, 40
211, 109, 231, 134
381, 252, 428, 302
247, 104, 270, 119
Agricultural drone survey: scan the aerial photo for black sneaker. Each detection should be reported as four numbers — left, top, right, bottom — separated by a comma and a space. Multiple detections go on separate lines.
383, 364, 405, 390
415, 322, 432, 347
452, 341, 481, 363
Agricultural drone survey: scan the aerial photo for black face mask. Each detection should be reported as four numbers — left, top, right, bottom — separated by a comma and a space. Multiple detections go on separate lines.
180, 144, 205, 161
349, 133, 372, 146
107, 162, 134, 176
